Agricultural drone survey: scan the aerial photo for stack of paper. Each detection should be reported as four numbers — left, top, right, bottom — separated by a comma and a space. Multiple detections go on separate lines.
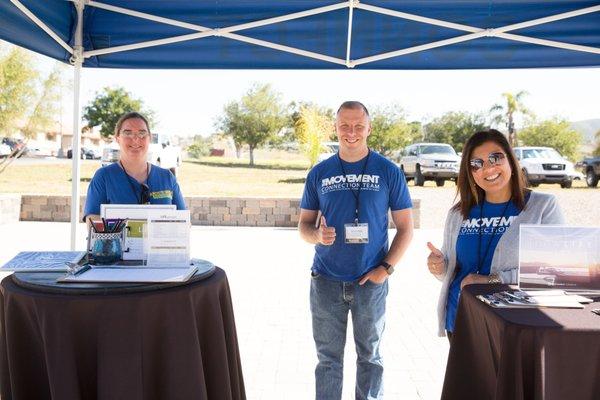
477, 289, 591, 309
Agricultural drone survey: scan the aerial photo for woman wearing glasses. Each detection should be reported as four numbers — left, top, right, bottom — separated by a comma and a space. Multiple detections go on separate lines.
426, 129, 564, 339
83, 112, 186, 221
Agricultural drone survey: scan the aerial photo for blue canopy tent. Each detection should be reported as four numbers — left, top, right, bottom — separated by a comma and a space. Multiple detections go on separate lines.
1, 0, 599, 248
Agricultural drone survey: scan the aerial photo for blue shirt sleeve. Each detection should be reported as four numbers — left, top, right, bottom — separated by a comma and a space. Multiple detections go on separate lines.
170, 175, 187, 210
300, 168, 319, 210
388, 164, 412, 211
83, 168, 107, 219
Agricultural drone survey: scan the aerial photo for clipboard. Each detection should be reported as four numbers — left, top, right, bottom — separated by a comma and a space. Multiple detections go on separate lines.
57, 260, 207, 283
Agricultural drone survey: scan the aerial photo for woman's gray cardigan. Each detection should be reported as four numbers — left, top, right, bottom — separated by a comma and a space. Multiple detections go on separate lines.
434, 191, 565, 337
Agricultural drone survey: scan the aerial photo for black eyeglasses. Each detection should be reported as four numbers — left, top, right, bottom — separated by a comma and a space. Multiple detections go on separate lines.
140, 184, 150, 204
469, 152, 506, 172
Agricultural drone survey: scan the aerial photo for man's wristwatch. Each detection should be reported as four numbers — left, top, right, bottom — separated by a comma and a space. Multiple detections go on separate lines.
380, 261, 394, 275
488, 273, 502, 284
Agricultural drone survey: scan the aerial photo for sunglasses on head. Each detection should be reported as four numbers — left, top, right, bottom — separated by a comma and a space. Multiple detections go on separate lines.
469, 152, 506, 172
140, 184, 150, 204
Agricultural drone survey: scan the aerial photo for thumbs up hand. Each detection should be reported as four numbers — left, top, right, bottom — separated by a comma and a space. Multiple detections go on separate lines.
427, 241, 446, 275
317, 216, 336, 246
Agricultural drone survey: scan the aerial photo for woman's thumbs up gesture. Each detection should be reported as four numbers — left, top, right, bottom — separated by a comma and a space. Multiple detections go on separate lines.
427, 242, 446, 275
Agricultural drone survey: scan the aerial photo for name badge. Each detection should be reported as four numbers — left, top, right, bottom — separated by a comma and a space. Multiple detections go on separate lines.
344, 223, 369, 244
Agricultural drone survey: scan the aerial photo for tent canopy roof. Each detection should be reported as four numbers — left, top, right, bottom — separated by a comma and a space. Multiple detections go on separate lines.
1, 0, 599, 69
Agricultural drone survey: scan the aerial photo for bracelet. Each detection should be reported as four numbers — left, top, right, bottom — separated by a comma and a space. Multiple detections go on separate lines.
488, 273, 502, 284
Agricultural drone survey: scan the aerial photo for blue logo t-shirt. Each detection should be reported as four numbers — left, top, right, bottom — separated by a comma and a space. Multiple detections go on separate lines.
300, 151, 412, 281
445, 199, 520, 332
83, 162, 186, 218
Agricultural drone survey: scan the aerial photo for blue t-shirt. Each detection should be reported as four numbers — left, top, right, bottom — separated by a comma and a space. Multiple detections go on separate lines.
300, 151, 412, 281
445, 199, 520, 332
83, 162, 186, 218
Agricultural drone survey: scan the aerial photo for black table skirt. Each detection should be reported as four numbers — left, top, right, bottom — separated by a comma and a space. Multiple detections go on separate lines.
442, 284, 600, 400
0, 267, 246, 400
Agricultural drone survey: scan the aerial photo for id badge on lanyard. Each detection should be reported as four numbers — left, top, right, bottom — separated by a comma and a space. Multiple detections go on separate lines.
345, 221, 369, 244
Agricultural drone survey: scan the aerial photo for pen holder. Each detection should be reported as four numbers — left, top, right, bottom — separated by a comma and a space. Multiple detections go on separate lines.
91, 232, 123, 264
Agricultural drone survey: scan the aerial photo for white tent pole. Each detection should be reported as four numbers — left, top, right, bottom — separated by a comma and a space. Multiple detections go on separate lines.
88, 1, 348, 34
70, 0, 84, 250
353, 31, 488, 66
345, 0, 355, 67
84, 0, 349, 62
9, 0, 73, 54
497, 32, 600, 55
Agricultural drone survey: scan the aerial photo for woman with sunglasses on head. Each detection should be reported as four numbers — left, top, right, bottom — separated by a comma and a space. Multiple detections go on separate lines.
83, 112, 186, 221
426, 129, 564, 340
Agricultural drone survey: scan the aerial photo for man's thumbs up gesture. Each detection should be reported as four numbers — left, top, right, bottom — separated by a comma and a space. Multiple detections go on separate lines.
317, 216, 336, 246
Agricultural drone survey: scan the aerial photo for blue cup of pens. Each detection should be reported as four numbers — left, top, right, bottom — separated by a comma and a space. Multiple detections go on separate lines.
89, 218, 127, 264
91, 232, 122, 264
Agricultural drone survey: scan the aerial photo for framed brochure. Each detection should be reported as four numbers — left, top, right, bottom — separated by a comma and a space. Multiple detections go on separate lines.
519, 225, 600, 293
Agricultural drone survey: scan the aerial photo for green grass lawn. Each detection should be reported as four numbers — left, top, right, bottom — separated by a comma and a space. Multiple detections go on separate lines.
0, 157, 311, 197
0, 156, 591, 197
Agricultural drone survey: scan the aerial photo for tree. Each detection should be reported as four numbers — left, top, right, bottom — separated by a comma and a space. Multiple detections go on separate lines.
294, 103, 334, 167
490, 91, 532, 147
217, 83, 288, 166
519, 118, 582, 161
424, 111, 488, 152
186, 135, 213, 159
367, 106, 421, 156
0, 46, 38, 136
594, 129, 600, 157
20, 65, 65, 138
83, 87, 153, 138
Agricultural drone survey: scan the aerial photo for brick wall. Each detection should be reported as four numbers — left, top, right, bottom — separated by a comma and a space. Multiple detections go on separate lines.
0, 194, 21, 224
17, 195, 420, 228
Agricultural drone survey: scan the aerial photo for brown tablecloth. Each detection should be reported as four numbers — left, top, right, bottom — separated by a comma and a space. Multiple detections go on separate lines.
0, 267, 246, 400
442, 284, 600, 400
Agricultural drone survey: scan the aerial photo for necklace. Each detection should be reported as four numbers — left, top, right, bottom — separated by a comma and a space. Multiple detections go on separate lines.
119, 161, 149, 204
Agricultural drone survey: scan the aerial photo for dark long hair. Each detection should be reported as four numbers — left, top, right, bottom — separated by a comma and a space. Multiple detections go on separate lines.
452, 129, 527, 218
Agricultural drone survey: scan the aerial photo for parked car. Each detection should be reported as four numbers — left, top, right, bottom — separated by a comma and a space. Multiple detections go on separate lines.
317, 141, 339, 163
0, 142, 11, 158
514, 147, 577, 188
577, 156, 600, 188
1, 137, 26, 156
397, 143, 460, 186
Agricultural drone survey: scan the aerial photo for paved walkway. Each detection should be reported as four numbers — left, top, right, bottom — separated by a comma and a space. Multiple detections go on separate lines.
0, 222, 449, 400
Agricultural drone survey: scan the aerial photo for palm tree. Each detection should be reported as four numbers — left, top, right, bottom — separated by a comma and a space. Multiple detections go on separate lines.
490, 91, 532, 147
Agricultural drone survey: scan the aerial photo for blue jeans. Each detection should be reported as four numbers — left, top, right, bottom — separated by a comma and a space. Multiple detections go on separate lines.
310, 272, 388, 400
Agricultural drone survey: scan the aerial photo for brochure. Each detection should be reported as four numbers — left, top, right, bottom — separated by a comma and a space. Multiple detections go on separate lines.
145, 210, 191, 268
1, 251, 86, 272
519, 225, 600, 293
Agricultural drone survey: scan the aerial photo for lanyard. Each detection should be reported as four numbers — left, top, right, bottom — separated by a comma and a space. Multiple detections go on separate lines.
477, 197, 511, 274
337, 149, 370, 224
120, 161, 149, 204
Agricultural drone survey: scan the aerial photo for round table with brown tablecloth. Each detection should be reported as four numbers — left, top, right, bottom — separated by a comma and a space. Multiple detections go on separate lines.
0, 266, 246, 400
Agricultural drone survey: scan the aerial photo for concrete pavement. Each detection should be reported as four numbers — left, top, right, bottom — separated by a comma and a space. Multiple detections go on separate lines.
0, 222, 449, 399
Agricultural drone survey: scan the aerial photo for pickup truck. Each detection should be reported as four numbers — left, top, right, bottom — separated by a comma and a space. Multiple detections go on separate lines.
578, 156, 600, 188
514, 146, 578, 189
397, 143, 460, 186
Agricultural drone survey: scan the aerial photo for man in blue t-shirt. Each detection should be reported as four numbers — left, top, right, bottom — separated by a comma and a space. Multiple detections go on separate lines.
299, 101, 414, 399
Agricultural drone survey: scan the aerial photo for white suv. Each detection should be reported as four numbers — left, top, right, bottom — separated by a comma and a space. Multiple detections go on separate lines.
514, 146, 577, 188
397, 143, 460, 186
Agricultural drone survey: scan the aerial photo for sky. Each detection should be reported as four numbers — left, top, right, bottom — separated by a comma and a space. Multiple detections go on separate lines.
71, 67, 599, 138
